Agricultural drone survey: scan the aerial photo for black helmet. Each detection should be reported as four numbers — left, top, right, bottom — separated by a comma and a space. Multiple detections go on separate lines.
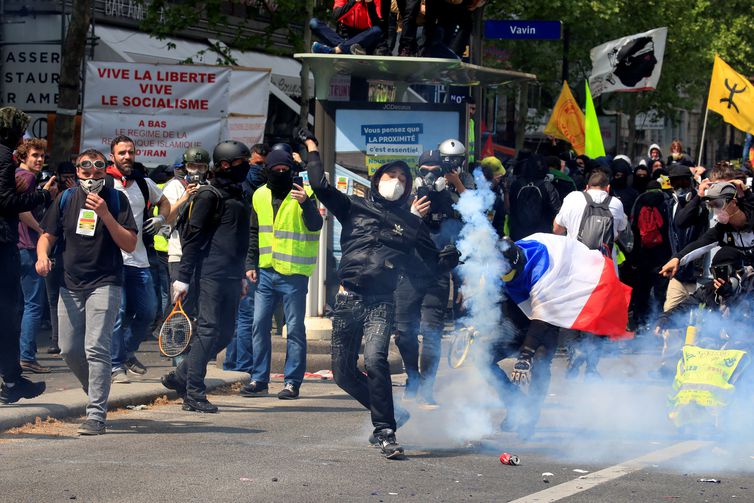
183, 147, 210, 165
212, 140, 250, 170
271, 143, 293, 154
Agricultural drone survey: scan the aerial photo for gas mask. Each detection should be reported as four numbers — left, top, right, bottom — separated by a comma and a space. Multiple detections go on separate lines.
378, 177, 405, 201
415, 169, 447, 195
79, 178, 105, 195
717, 275, 741, 298
186, 169, 208, 185
674, 187, 691, 201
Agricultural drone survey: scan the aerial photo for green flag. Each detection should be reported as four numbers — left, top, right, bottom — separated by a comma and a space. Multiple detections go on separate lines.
584, 81, 605, 158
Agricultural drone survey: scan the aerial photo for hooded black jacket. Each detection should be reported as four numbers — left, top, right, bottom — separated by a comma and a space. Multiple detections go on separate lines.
307, 152, 442, 296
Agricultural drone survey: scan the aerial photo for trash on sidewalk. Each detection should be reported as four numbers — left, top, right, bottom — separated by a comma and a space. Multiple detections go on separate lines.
499, 453, 520, 465
573, 469, 589, 474
698, 479, 721, 483
125, 404, 148, 410
240, 478, 252, 482
542, 472, 554, 483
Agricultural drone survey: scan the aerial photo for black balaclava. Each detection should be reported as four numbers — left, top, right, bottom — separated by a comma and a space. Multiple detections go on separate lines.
264, 149, 294, 198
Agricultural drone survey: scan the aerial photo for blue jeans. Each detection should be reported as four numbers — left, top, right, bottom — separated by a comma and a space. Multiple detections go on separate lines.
224, 279, 256, 373
111, 266, 157, 370
310, 18, 383, 53
251, 268, 308, 385
19, 248, 45, 363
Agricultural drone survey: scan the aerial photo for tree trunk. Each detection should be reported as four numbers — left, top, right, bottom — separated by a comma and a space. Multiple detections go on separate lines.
514, 82, 529, 152
50, 0, 92, 167
298, 0, 315, 128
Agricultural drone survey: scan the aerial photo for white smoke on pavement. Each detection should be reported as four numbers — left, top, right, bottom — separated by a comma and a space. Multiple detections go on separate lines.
401, 169, 514, 447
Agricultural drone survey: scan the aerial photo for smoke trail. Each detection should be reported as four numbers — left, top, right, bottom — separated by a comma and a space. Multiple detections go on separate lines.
399, 169, 513, 447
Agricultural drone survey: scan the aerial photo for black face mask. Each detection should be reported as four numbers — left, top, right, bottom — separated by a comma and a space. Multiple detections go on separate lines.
612, 176, 627, 189
215, 161, 250, 185
633, 176, 649, 192
267, 168, 293, 196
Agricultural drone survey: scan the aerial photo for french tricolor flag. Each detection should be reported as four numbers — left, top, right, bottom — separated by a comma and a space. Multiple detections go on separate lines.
505, 233, 633, 339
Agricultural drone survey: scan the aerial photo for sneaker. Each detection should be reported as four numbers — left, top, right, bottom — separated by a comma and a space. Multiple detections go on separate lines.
374, 44, 390, 56
239, 380, 269, 397
349, 43, 366, 56
311, 42, 334, 54
375, 429, 405, 459
111, 369, 130, 384
47, 345, 61, 355
20, 360, 50, 374
124, 356, 147, 376
0, 377, 46, 404
78, 418, 106, 436
182, 397, 218, 413
161, 371, 186, 399
277, 382, 300, 400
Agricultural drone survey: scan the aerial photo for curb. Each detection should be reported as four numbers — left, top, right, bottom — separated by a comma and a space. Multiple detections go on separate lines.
0, 368, 249, 432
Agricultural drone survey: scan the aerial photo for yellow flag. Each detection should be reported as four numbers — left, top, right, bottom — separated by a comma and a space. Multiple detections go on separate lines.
544, 81, 586, 154
707, 55, 754, 135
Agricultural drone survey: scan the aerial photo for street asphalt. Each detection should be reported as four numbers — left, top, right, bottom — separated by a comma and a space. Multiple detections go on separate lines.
2, 341, 753, 502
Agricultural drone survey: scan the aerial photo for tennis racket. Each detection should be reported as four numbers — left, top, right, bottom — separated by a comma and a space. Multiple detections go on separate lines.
158, 299, 193, 357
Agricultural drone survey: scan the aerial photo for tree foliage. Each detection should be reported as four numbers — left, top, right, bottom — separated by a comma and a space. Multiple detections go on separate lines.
139, 0, 329, 64
484, 0, 753, 122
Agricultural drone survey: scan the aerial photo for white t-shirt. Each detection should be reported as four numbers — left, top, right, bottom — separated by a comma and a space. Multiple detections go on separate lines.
161, 178, 187, 262
114, 178, 164, 268
555, 189, 627, 265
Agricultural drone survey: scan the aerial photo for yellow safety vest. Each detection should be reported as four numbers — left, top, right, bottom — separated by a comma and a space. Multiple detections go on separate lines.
153, 182, 168, 253
668, 345, 749, 426
253, 185, 320, 277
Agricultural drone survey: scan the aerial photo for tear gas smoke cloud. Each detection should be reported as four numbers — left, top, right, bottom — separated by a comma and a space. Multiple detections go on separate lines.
397, 171, 754, 472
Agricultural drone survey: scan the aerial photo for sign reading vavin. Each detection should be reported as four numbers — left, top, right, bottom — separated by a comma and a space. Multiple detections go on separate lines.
362, 123, 423, 156
484, 20, 561, 40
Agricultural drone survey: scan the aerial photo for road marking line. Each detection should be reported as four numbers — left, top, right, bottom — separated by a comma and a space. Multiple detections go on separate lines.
508, 440, 713, 503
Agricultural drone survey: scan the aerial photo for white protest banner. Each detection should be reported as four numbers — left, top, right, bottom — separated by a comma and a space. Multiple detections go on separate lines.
589, 27, 667, 98
81, 111, 221, 165
82, 61, 271, 165
224, 115, 267, 149
229, 69, 271, 116
84, 62, 230, 115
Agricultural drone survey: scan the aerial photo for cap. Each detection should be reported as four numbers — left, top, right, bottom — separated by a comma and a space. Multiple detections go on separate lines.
417, 149, 442, 168
703, 182, 737, 201
480, 156, 505, 177
668, 163, 692, 178
712, 246, 745, 268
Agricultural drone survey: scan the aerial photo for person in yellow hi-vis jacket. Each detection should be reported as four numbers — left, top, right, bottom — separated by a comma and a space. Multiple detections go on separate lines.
239, 148, 323, 400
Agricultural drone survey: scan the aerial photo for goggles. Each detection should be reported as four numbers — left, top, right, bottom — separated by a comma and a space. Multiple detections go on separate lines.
77, 159, 107, 170
705, 198, 732, 211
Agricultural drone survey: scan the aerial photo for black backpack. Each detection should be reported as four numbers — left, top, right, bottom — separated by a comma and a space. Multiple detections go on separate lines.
175, 184, 225, 239
577, 192, 615, 257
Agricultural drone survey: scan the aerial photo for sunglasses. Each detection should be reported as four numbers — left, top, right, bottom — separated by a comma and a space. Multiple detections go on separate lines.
77, 159, 107, 170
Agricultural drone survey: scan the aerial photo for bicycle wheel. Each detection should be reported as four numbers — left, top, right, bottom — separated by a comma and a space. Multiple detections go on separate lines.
448, 328, 474, 369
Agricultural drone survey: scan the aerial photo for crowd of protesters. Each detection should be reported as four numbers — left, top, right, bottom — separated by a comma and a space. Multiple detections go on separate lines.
2, 102, 753, 458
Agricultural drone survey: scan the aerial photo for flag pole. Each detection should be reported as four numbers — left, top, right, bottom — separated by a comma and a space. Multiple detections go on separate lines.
698, 106, 709, 166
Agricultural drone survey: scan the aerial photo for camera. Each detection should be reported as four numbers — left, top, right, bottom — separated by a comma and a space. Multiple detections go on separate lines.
186, 173, 208, 185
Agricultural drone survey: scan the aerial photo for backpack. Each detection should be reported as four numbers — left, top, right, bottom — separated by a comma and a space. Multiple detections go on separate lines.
514, 181, 546, 231
638, 205, 664, 248
577, 192, 615, 257
174, 184, 226, 238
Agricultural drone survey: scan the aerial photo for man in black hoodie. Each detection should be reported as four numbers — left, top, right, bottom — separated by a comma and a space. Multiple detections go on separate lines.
302, 128, 458, 460
610, 155, 639, 217
508, 154, 561, 241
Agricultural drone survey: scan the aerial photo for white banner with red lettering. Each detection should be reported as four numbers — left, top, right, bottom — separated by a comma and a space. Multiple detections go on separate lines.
82, 61, 270, 165
223, 115, 267, 149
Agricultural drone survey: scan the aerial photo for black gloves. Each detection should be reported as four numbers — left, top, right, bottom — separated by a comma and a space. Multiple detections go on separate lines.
511, 347, 535, 385
294, 127, 318, 146
438, 244, 461, 271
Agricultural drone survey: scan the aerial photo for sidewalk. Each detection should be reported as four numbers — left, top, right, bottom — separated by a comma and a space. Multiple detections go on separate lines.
1, 337, 249, 431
